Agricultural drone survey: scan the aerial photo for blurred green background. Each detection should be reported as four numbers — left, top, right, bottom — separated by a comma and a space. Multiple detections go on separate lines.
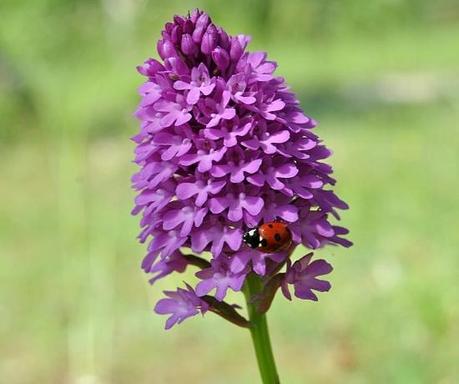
1, 0, 458, 383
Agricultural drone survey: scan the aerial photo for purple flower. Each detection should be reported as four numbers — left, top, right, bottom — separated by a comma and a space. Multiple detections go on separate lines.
154, 95, 192, 128
133, 10, 351, 329
227, 74, 256, 105
203, 117, 252, 148
148, 250, 188, 285
155, 284, 209, 329
289, 207, 352, 249
259, 191, 299, 223
199, 90, 236, 128
238, 51, 277, 82
153, 132, 193, 161
281, 254, 333, 301
230, 248, 287, 276
209, 190, 264, 224
147, 229, 187, 259
196, 258, 247, 301
257, 98, 286, 121
131, 159, 177, 190
132, 179, 175, 215
247, 159, 298, 191
136, 58, 165, 78
176, 178, 226, 207
191, 219, 242, 255
162, 202, 207, 237
242, 129, 290, 154
180, 146, 227, 173
212, 47, 230, 72
138, 81, 162, 107
211, 158, 262, 183
173, 63, 215, 105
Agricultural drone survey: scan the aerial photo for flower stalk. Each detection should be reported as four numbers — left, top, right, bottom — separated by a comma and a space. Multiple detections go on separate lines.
244, 274, 280, 384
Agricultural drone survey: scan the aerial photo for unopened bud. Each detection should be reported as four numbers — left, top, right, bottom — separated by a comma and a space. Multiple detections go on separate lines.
192, 13, 210, 43
201, 25, 218, 55
230, 38, 243, 62
212, 47, 230, 71
181, 33, 198, 56
136, 58, 164, 77
157, 39, 177, 60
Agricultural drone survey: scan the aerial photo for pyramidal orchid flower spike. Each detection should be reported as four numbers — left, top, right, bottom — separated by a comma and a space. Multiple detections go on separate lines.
132, 9, 351, 383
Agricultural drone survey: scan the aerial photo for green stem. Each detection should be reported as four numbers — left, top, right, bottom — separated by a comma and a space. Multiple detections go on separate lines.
243, 274, 280, 384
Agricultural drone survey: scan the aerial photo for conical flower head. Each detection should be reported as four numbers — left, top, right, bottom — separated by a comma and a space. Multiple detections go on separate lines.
133, 10, 351, 328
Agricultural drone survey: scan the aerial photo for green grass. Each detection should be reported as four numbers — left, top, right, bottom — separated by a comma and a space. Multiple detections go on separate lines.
1, 1, 459, 383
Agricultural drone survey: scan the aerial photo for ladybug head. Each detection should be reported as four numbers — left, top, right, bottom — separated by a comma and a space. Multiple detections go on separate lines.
243, 228, 260, 249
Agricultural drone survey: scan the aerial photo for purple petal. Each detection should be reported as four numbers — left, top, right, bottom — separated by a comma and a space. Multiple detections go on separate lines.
230, 251, 251, 273
162, 210, 183, 230
242, 159, 263, 174
221, 108, 236, 120
267, 99, 285, 112
209, 197, 229, 214
276, 205, 298, 222
160, 113, 176, 128
236, 94, 256, 104
268, 130, 290, 144
227, 204, 243, 221
195, 279, 215, 297
195, 190, 208, 207
223, 229, 242, 251
306, 259, 333, 277
243, 196, 264, 216
201, 83, 215, 96
187, 87, 201, 105
174, 81, 191, 91
247, 173, 265, 186
176, 182, 199, 200
208, 180, 226, 194
294, 288, 318, 301
154, 298, 175, 314
275, 163, 298, 178
315, 220, 335, 237
175, 111, 192, 126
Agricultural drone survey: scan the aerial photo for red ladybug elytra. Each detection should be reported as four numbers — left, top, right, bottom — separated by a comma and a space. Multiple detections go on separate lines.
243, 220, 292, 253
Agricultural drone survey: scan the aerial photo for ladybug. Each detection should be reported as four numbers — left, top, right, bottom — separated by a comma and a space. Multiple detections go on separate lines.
243, 220, 292, 253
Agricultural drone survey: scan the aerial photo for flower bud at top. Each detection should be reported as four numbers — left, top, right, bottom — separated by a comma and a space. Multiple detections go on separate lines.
217, 27, 230, 50
157, 39, 177, 60
192, 13, 210, 43
237, 34, 251, 50
201, 25, 218, 55
164, 22, 174, 35
181, 33, 198, 56
212, 47, 230, 71
136, 58, 164, 77
190, 9, 201, 23
170, 25, 182, 45
173, 15, 185, 27
183, 19, 194, 34
164, 56, 189, 76
229, 38, 243, 62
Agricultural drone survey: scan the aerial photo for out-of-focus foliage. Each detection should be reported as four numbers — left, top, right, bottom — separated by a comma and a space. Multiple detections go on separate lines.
1, 0, 458, 140
1, 1, 458, 383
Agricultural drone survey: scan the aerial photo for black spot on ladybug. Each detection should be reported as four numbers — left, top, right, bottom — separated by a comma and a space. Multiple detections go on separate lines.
274, 233, 282, 242
261, 239, 268, 247
268, 224, 273, 228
